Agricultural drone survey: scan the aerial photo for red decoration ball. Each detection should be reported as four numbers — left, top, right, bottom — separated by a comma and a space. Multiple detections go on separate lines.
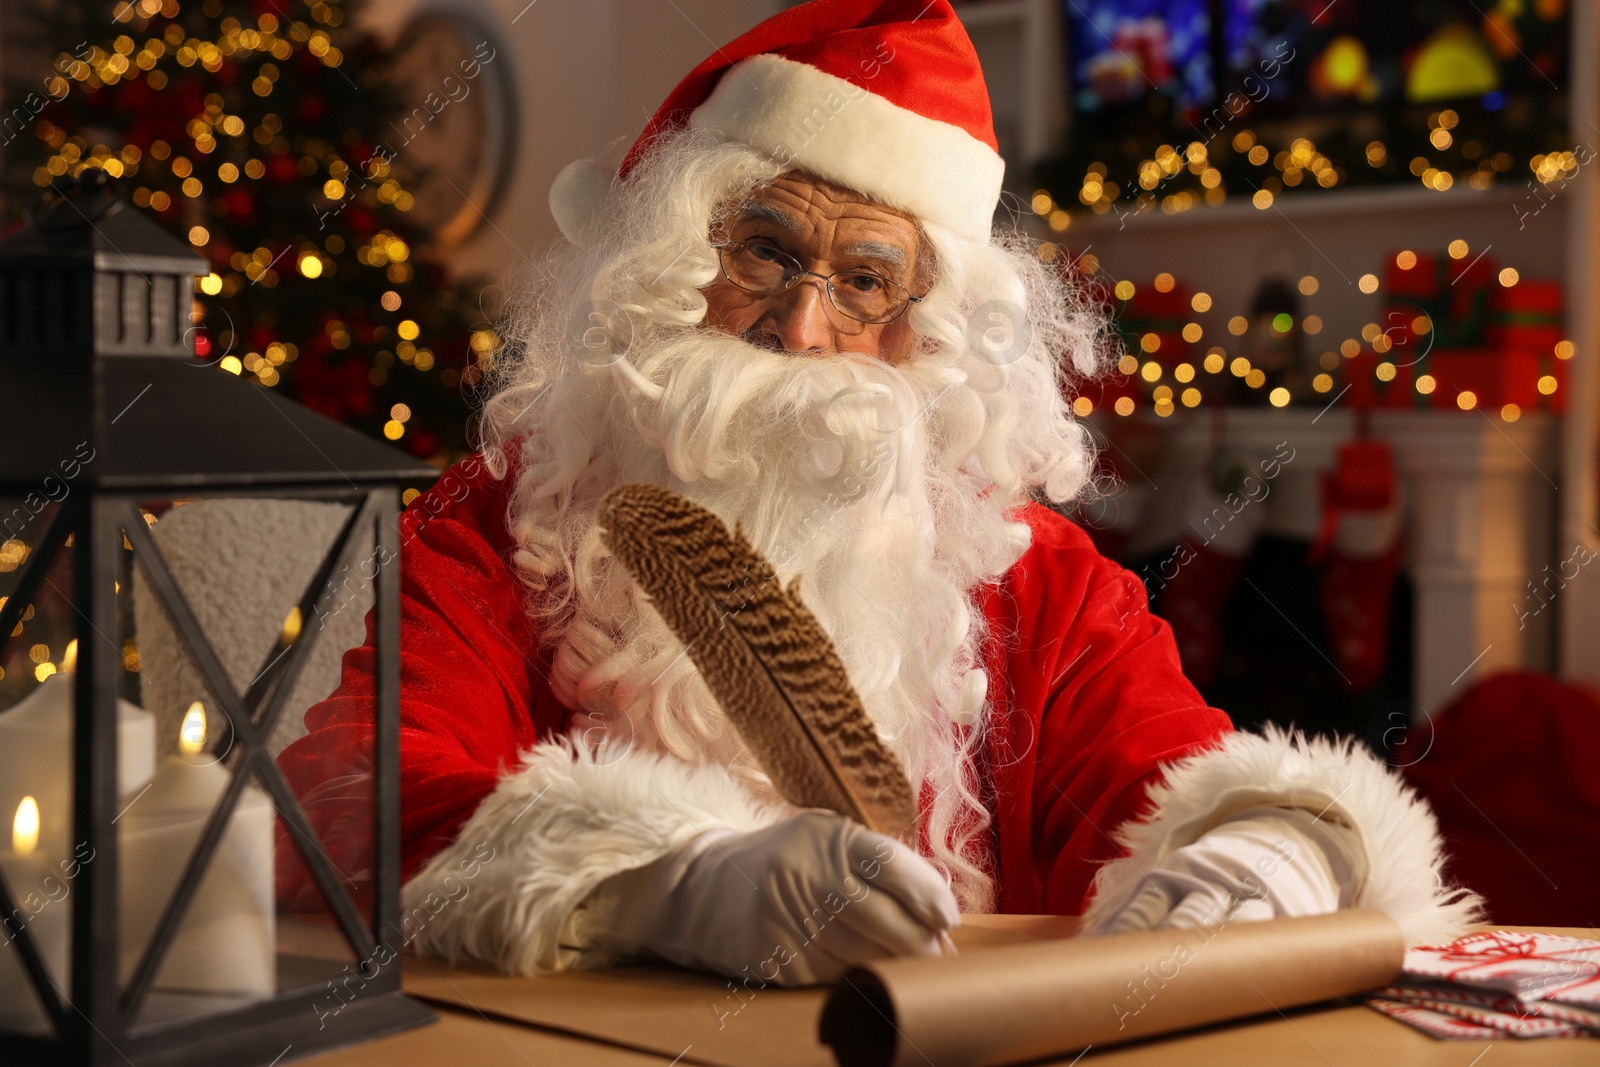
267, 153, 299, 185
408, 429, 440, 457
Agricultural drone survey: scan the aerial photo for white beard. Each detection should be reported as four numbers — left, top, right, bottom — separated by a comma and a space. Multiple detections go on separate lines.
512, 324, 1033, 909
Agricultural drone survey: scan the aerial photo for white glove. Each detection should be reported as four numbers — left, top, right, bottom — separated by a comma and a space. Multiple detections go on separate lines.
1092, 805, 1367, 935
576, 811, 959, 986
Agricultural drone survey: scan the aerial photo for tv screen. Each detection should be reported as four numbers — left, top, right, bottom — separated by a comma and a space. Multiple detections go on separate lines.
1064, 0, 1569, 128
1222, 0, 1567, 114
1065, 0, 1216, 122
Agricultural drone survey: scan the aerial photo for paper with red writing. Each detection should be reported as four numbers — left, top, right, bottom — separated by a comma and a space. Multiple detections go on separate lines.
1537, 975, 1600, 1030
1368, 997, 1508, 1040
1401, 930, 1600, 997
1546, 975, 1600, 1009
1366, 931, 1600, 1041
1376, 981, 1527, 1013
1371, 985, 1584, 1038
1530, 998, 1600, 1031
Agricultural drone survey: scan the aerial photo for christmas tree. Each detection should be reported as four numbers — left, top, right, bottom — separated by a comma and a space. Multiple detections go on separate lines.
3, 0, 493, 466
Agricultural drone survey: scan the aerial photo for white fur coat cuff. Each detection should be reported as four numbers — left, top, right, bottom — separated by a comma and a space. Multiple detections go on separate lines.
400, 736, 785, 975
1080, 727, 1483, 946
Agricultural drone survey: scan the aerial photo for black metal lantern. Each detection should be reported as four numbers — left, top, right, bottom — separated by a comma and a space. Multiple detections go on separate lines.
0, 172, 435, 1065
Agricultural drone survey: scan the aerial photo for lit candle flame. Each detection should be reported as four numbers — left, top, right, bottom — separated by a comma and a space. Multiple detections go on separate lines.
61, 638, 78, 674
179, 701, 207, 758
280, 606, 302, 645
13, 796, 39, 856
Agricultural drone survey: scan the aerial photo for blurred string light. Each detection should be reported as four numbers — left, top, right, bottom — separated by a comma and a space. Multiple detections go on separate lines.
1046, 110, 1558, 226
1063, 253, 1563, 421
25, 0, 460, 413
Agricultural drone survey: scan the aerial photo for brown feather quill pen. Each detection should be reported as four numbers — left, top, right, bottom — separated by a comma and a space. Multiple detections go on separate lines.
597, 482, 917, 842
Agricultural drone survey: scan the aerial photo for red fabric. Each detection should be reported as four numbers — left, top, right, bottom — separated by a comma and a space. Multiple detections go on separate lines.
619, 0, 996, 177
1316, 440, 1402, 692
1403, 671, 1600, 927
277, 447, 1232, 918
972, 517, 1235, 913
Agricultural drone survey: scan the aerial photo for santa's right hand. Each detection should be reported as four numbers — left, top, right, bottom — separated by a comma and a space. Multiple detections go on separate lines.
578, 811, 959, 986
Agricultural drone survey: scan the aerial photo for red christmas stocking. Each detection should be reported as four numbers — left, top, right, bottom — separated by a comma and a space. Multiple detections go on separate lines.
1315, 440, 1403, 692
1160, 452, 1265, 690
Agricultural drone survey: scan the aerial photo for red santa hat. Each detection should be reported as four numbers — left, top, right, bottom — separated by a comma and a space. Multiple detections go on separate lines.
549, 0, 1005, 244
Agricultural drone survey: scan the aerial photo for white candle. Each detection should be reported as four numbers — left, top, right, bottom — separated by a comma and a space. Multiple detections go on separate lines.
119, 703, 274, 997
0, 645, 157, 866
0, 796, 71, 1033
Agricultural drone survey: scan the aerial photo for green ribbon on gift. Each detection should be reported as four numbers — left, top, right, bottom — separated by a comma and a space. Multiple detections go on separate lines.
1491, 310, 1563, 326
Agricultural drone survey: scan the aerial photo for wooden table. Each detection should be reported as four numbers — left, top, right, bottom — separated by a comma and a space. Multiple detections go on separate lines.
305, 999, 1600, 1066
302, 919, 1600, 1067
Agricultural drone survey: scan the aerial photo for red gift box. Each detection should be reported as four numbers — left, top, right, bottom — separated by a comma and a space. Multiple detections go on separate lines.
1126, 284, 1192, 322
1385, 249, 1498, 347
1346, 350, 1420, 409
1122, 284, 1195, 367
1381, 303, 1432, 349
1447, 251, 1498, 291
1427, 349, 1567, 413
1387, 251, 1439, 299
1427, 350, 1500, 410
1487, 280, 1563, 351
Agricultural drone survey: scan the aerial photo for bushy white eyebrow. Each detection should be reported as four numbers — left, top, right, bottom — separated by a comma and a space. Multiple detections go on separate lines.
734, 200, 800, 232
839, 240, 907, 268
734, 201, 911, 270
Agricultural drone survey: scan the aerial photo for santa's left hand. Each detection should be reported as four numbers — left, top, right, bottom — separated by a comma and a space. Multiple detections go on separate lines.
1091, 805, 1367, 935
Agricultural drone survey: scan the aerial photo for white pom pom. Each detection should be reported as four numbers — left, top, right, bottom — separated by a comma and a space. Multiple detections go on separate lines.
548, 158, 610, 246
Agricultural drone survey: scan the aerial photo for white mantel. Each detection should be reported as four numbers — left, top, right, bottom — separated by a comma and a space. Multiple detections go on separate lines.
1097, 408, 1559, 713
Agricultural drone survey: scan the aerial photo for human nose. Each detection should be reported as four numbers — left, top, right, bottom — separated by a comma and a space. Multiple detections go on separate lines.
760, 274, 837, 354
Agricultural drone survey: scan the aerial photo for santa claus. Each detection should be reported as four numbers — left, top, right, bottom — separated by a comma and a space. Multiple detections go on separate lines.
278, 0, 1480, 986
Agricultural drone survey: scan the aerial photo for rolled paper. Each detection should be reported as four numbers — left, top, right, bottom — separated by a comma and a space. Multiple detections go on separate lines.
819, 909, 1405, 1067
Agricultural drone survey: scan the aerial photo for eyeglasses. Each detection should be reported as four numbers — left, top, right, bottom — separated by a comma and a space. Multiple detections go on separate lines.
711, 239, 925, 325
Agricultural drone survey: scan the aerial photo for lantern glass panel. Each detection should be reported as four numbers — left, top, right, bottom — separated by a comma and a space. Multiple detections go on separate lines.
0, 500, 80, 1038
120, 787, 278, 1027
115, 493, 380, 1030
0, 938, 54, 1036
270, 734, 379, 1028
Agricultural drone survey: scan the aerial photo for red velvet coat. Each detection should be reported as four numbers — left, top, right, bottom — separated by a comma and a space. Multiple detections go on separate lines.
277, 448, 1233, 917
